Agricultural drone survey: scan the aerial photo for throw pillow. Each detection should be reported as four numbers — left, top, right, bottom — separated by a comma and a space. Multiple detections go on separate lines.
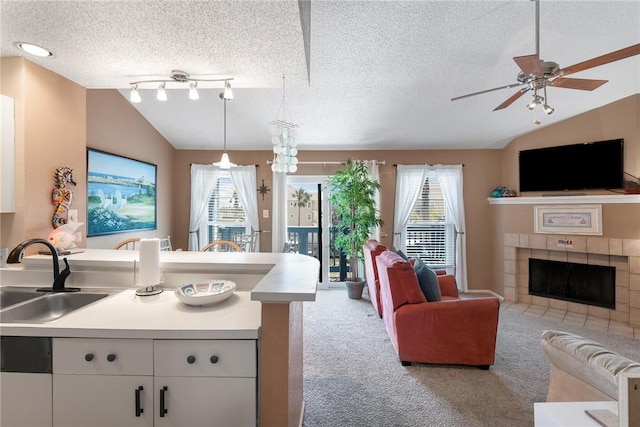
392, 247, 409, 261
413, 258, 442, 302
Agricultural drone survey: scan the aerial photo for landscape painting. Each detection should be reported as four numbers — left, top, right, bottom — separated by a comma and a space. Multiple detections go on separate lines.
87, 149, 157, 236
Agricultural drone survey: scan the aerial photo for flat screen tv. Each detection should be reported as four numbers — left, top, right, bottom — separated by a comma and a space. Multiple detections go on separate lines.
519, 139, 624, 192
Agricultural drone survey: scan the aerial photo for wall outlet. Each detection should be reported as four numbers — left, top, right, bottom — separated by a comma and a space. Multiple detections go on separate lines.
263, 209, 269, 218
618, 371, 640, 427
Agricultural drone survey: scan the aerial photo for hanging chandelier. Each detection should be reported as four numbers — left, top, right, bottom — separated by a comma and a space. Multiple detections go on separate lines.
129, 70, 233, 103
270, 75, 299, 173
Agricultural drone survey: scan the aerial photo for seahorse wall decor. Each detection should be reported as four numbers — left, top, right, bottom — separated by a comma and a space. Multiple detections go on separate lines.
52, 166, 76, 228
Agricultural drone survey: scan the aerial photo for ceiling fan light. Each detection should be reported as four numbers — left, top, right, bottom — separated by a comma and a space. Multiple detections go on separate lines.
543, 104, 554, 115
189, 82, 199, 100
156, 83, 167, 101
130, 85, 142, 103
527, 101, 537, 110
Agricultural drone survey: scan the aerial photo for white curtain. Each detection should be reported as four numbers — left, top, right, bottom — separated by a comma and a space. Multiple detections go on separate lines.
393, 165, 428, 249
230, 165, 259, 250
272, 171, 288, 252
435, 165, 467, 292
363, 160, 381, 241
188, 164, 221, 251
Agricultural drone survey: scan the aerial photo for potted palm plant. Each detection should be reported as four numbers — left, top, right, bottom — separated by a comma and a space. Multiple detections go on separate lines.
329, 158, 383, 299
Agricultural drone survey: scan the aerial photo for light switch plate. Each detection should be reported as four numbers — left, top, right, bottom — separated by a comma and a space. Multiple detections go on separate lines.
618, 371, 640, 427
263, 209, 269, 218
68, 209, 78, 223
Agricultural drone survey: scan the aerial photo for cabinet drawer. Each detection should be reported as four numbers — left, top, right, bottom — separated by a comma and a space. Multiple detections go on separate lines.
53, 338, 153, 375
154, 340, 256, 377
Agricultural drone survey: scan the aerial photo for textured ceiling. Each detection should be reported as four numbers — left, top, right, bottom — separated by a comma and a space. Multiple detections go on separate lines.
2, 0, 639, 151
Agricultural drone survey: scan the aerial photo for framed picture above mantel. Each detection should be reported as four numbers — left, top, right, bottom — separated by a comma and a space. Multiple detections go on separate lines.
87, 148, 157, 236
534, 205, 602, 236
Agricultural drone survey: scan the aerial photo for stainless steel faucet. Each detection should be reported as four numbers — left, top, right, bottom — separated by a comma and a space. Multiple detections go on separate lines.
6, 238, 79, 292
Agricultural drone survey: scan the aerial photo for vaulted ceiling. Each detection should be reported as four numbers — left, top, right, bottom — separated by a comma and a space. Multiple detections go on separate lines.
2, 1, 639, 151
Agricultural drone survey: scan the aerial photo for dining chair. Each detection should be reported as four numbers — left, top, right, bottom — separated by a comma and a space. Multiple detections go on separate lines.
114, 237, 140, 250
159, 236, 173, 251
201, 240, 243, 252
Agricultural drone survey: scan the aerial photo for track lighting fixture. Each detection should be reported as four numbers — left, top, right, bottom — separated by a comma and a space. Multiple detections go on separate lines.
128, 70, 233, 103
130, 84, 141, 103
156, 83, 167, 101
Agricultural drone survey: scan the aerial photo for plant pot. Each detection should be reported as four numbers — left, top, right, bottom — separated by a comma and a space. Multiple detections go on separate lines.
345, 280, 365, 299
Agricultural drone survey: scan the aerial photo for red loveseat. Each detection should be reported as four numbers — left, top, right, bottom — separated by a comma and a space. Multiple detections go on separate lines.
375, 250, 500, 368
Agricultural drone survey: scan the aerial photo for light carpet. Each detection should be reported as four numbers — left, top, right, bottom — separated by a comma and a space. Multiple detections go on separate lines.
302, 289, 640, 427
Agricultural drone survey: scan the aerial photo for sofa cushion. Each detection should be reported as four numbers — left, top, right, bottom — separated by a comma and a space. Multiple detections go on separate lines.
413, 258, 442, 302
377, 251, 426, 310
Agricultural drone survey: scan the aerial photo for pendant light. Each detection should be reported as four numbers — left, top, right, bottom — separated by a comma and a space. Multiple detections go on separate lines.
216, 92, 235, 169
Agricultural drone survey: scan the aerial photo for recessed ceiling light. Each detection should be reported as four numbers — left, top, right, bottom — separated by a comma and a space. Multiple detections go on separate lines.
14, 42, 55, 58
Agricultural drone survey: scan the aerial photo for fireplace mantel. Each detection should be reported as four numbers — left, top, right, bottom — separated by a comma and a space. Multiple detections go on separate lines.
488, 194, 640, 205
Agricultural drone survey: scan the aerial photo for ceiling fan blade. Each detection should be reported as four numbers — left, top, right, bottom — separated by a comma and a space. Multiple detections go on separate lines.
550, 77, 608, 91
513, 54, 541, 76
493, 88, 530, 111
557, 43, 640, 77
451, 82, 526, 101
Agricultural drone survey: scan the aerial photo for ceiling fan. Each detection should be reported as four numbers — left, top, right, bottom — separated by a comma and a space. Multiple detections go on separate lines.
451, 0, 640, 113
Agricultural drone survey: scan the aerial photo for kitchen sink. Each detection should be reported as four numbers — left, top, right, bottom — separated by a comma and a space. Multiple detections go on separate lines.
0, 291, 110, 323
0, 286, 44, 310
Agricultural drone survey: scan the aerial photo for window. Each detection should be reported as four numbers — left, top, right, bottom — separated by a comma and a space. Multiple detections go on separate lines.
405, 171, 455, 269
202, 171, 247, 245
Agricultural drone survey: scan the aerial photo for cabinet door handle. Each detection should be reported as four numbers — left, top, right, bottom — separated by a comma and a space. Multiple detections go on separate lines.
135, 386, 144, 417
159, 386, 168, 417
210, 355, 219, 364
187, 355, 196, 364
107, 353, 117, 362
84, 353, 94, 362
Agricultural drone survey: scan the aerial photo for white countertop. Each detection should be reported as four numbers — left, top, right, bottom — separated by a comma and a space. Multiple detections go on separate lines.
0, 289, 261, 339
2, 249, 319, 302
1, 249, 319, 339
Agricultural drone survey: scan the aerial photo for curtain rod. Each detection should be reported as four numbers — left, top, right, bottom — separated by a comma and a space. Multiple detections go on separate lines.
393, 163, 465, 167
190, 163, 259, 167
266, 160, 386, 165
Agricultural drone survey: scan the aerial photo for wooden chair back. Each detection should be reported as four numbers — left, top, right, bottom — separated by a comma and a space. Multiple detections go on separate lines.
114, 237, 140, 250
201, 240, 243, 252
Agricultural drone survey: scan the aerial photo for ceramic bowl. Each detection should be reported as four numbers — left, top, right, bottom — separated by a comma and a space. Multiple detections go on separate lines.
175, 280, 236, 306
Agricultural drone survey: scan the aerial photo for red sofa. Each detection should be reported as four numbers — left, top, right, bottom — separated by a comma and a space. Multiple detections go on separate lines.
364, 239, 388, 317
375, 250, 500, 368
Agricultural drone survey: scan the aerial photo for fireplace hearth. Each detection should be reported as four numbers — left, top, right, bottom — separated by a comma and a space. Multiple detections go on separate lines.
528, 258, 616, 309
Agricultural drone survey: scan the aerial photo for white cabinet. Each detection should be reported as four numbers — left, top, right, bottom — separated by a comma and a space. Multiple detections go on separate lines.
153, 340, 257, 427
52, 338, 154, 427
0, 372, 52, 427
50, 338, 257, 427
1, 94, 15, 213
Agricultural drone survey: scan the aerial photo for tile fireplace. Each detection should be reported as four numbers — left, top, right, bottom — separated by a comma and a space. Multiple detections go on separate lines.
503, 233, 640, 327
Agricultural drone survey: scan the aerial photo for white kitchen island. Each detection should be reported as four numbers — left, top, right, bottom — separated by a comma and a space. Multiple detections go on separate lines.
1, 249, 319, 427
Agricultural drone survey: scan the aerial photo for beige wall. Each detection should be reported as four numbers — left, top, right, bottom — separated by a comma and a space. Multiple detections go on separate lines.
173, 149, 502, 291
501, 94, 640, 191
1, 59, 174, 253
86, 89, 175, 249
1, 57, 86, 253
490, 94, 640, 296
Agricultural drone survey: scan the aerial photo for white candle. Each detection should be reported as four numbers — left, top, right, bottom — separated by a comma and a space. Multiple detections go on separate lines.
138, 238, 161, 286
